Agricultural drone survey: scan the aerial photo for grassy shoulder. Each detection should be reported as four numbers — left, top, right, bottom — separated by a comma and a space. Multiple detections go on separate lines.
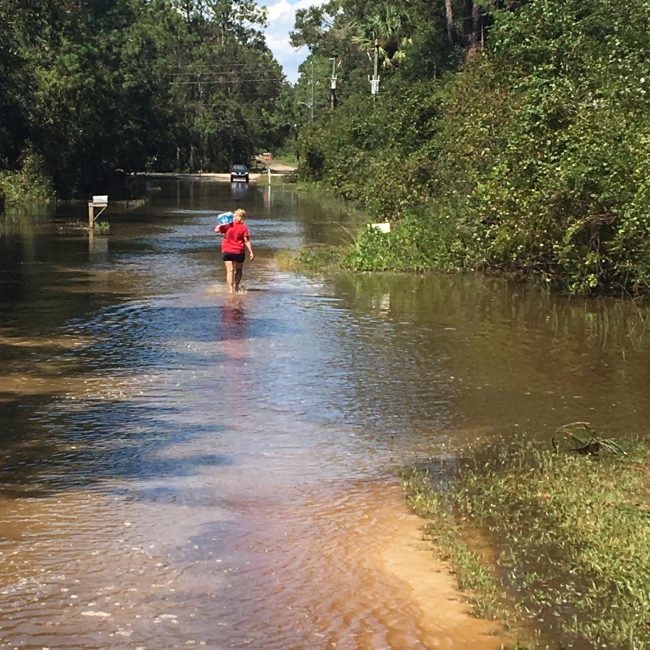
275, 244, 348, 274
275, 214, 459, 275
343, 216, 463, 273
401, 428, 650, 650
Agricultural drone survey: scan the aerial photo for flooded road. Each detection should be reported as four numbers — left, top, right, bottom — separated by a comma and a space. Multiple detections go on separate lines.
1, 178, 649, 648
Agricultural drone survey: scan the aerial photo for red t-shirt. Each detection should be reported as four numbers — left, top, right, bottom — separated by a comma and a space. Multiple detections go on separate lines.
221, 222, 250, 254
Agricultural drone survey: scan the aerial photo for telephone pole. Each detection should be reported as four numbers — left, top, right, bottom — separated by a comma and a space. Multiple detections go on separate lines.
370, 38, 380, 103
329, 56, 337, 109
310, 60, 315, 122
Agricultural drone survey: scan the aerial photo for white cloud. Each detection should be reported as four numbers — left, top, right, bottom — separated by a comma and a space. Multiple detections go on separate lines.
267, 0, 293, 22
260, 0, 328, 83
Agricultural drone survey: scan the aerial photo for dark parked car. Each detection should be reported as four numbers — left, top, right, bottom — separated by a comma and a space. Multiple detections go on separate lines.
230, 164, 249, 183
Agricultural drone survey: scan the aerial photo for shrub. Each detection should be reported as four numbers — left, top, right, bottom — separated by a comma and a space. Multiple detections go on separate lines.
0, 148, 54, 205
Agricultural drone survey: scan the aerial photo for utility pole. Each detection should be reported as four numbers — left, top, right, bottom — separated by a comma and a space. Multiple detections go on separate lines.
310, 60, 315, 122
329, 56, 337, 109
370, 38, 380, 103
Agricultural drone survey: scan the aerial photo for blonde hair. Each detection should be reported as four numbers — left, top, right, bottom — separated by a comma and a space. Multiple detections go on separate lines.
233, 208, 246, 222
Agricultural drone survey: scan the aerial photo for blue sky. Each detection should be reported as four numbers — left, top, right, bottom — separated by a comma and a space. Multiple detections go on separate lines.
259, 0, 327, 84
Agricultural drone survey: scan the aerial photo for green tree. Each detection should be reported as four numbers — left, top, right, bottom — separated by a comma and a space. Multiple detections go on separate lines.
293, 0, 650, 295
0, 0, 290, 197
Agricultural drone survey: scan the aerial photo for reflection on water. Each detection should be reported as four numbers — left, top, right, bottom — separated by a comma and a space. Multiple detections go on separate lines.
1, 179, 649, 648
220, 294, 247, 342
328, 273, 650, 442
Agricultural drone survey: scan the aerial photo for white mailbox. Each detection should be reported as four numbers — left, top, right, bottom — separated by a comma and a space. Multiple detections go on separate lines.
88, 194, 109, 227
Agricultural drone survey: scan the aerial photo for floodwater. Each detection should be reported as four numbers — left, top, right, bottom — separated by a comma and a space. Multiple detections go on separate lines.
1, 178, 649, 649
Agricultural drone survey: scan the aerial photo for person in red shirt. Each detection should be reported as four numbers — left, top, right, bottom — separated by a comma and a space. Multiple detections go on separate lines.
214, 208, 254, 293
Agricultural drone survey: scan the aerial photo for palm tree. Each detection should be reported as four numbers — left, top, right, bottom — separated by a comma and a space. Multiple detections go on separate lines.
349, 5, 412, 68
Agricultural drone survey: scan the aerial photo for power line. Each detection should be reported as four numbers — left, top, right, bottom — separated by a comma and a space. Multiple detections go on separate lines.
169, 77, 286, 84
168, 61, 279, 69
167, 70, 331, 79
168, 64, 273, 72
168, 72, 284, 79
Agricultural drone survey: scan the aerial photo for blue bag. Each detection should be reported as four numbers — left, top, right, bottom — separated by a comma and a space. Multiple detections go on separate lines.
216, 211, 234, 226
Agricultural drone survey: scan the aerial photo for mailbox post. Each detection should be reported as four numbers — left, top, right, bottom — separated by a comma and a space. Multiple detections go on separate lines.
262, 152, 272, 186
88, 195, 108, 228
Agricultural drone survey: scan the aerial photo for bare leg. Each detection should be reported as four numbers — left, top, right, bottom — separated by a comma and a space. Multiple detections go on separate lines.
224, 260, 235, 293
234, 261, 244, 292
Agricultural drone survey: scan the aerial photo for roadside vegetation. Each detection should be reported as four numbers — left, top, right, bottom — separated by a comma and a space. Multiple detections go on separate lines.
401, 425, 650, 650
292, 0, 650, 296
0, 150, 53, 205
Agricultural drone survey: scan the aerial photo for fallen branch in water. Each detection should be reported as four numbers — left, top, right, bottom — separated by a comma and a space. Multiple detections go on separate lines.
551, 421, 626, 456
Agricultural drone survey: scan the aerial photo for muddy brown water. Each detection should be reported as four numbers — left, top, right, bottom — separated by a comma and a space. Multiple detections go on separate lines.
1, 178, 649, 649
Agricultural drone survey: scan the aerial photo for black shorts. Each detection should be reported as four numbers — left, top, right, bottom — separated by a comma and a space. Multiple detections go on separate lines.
223, 252, 245, 263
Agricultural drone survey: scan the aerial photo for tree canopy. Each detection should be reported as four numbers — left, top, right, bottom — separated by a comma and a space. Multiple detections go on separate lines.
0, 0, 291, 196
293, 0, 650, 296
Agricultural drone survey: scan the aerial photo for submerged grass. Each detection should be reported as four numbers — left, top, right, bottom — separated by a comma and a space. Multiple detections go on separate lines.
401, 435, 650, 650
274, 245, 346, 273
93, 220, 110, 233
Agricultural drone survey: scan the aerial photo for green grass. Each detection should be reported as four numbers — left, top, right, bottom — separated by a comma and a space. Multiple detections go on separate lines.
271, 153, 298, 166
274, 245, 347, 273
93, 220, 110, 233
401, 434, 650, 650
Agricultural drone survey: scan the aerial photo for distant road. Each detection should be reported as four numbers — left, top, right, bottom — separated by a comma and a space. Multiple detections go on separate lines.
139, 163, 296, 182
265, 161, 296, 174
